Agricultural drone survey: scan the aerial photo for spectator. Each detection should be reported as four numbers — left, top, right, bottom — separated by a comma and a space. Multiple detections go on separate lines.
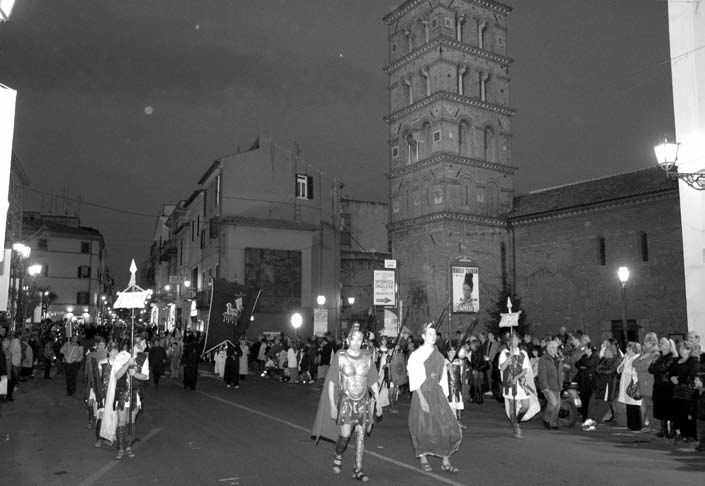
669, 341, 699, 442
256, 336, 268, 374
583, 344, 620, 429
318, 334, 333, 382
0, 337, 11, 401
148, 339, 167, 387
43, 337, 55, 379
60, 334, 84, 396
20, 336, 34, 380
693, 373, 705, 452
239, 337, 249, 379
287, 339, 299, 383
181, 335, 200, 391
575, 344, 598, 422
169, 340, 182, 379
617, 342, 643, 431
632, 333, 660, 432
649, 338, 678, 437
9, 332, 22, 388
538, 340, 564, 430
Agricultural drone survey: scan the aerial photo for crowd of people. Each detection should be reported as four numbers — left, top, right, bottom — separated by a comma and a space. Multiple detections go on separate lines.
2, 317, 705, 475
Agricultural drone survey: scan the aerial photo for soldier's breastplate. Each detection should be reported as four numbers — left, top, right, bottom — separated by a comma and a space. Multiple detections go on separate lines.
448, 362, 462, 386
339, 353, 370, 401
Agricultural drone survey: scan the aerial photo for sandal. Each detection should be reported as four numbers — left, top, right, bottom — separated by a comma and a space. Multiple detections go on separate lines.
352, 469, 369, 482
115, 449, 125, 460
441, 463, 459, 474
125, 447, 135, 458
332, 454, 343, 475
420, 459, 432, 472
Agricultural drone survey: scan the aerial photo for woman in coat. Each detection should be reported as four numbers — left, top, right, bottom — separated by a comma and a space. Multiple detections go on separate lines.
617, 342, 643, 431
584, 344, 620, 428
632, 333, 660, 432
649, 337, 678, 437
575, 345, 599, 422
668, 341, 700, 442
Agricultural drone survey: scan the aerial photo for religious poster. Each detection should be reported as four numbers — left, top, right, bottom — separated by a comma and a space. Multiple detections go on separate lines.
451, 266, 479, 313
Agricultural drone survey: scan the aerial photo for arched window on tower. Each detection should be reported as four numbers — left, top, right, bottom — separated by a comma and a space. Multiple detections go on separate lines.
457, 66, 467, 95
405, 132, 419, 164
597, 237, 607, 266
423, 123, 433, 158
485, 182, 499, 215
458, 121, 471, 156
639, 232, 649, 262
478, 19, 487, 49
483, 126, 496, 162
403, 77, 413, 105
479, 72, 490, 102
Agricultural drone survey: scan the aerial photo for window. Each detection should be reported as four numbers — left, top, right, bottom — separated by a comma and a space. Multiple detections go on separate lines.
496, 33, 505, 48
191, 220, 195, 241
431, 18, 438, 29
200, 230, 206, 249
76, 292, 90, 305
179, 240, 184, 265
444, 17, 453, 28
78, 266, 90, 278
483, 126, 495, 162
598, 237, 606, 266
392, 146, 399, 158
209, 219, 219, 239
478, 20, 487, 49
215, 264, 220, 280
392, 198, 400, 213
296, 174, 314, 199
391, 42, 397, 53
191, 268, 199, 291
341, 213, 352, 247
476, 193, 485, 203
42, 265, 48, 277
215, 174, 221, 207
433, 130, 441, 143
80, 241, 90, 254
197, 215, 200, 235
639, 232, 649, 262
38, 238, 48, 250
433, 188, 443, 205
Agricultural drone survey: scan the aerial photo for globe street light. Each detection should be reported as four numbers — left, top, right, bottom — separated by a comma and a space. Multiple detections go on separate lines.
291, 312, 303, 338
617, 266, 630, 350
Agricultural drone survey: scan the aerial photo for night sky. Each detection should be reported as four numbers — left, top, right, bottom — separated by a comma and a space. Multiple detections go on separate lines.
0, 0, 674, 285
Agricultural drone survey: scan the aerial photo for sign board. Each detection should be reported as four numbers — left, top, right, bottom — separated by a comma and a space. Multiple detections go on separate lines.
499, 311, 522, 328
384, 259, 397, 269
314, 307, 328, 336
169, 275, 187, 283
373, 270, 396, 306
451, 265, 479, 313
383, 309, 398, 337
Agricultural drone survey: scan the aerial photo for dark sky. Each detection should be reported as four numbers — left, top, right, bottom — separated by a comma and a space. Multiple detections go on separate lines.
0, 0, 674, 285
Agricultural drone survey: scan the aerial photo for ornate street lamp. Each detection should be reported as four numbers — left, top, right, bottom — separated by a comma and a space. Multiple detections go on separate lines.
316, 295, 326, 306
654, 138, 705, 190
617, 266, 630, 350
0, 0, 16, 22
291, 312, 303, 338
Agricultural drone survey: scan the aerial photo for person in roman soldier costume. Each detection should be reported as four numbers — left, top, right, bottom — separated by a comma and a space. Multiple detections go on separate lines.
375, 336, 393, 414
311, 323, 383, 482
445, 340, 466, 428
498, 333, 539, 439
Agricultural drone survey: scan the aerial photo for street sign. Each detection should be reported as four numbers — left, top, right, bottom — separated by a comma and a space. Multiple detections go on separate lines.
169, 275, 186, 283
373, 270, 396, 306
384, 259, 397, 269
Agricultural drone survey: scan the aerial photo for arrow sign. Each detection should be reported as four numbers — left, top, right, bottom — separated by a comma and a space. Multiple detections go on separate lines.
373, 270, 396, 307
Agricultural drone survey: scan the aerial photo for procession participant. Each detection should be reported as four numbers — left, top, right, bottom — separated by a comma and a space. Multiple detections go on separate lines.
84, 337, 107, 432
95, 341, 119, 447
59, 334, 83, 396
375, 336, 393, 413
445, 340, 466, 428
99, 341, 132, 455
213, 344, 227, 379
311, 323, 382, 482
407, 323, 462, 474
498, 333, 540, 439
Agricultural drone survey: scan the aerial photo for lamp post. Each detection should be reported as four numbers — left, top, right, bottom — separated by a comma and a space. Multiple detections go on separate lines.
654, 138, 705, 190
291, 312, 303, 339
617, 266, 630, 350
11, 242, 31, 331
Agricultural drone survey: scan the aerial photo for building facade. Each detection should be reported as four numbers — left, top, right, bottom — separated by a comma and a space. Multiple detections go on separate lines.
21, 212, 112, 324
384, 0, 515, 331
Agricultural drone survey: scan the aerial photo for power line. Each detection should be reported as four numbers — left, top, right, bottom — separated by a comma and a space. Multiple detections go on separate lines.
27, 187, 159, 218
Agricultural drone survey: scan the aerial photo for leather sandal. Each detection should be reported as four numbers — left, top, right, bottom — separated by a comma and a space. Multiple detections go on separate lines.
420, 459, 432, 472
441, 463, 459, 474
352, 469, 369, 482
332, 454, 343, 475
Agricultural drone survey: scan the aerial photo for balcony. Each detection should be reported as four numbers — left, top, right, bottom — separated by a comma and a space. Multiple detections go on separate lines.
195, 290, 210, 310
159, 241, 177, 263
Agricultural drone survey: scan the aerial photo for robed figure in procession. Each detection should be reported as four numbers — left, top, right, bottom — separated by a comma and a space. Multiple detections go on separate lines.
407, 323, 462, 474
311, 324, 383, 482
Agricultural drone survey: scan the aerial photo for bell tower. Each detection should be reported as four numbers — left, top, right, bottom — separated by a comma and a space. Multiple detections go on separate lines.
384, 0, 516, 329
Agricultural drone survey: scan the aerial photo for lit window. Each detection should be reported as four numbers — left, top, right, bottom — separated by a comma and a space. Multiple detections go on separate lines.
296, 174, 314, 200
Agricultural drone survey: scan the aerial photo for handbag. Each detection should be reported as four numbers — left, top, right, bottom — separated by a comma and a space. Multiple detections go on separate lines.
673, 383, 695, 401
626, 378, 641, 400
0, 375, 7, 396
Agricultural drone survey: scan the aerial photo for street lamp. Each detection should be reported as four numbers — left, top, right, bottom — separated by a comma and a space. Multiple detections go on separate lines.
317, 295, 326, 306
0, 0, 16, 22
617, 266, 630, 350
28, 264, 42, 277
291, 312, 303, 338
654, 138, 705, 190
347, 296, 355, 306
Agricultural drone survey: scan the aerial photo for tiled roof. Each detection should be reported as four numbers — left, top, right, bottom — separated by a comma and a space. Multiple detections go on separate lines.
22, 219, 103, 238
509, 167, 677, 220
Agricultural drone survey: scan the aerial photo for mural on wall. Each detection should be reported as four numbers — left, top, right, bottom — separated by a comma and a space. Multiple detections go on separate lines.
244, 248, 301, 313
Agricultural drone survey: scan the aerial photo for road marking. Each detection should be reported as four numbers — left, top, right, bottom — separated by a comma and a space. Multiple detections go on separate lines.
75, 428, 162, 486
199, 391, 469, 486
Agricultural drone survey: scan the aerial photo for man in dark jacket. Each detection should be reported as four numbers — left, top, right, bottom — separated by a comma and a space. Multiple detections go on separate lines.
538, 340, 564, 429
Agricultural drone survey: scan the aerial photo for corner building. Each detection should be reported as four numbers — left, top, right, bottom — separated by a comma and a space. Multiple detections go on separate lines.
385, 0, 515, 329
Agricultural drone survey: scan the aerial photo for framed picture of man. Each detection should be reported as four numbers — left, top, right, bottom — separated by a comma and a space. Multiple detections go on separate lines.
451, 266, 479, 313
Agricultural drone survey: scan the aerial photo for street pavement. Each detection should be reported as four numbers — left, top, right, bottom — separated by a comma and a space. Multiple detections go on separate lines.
1, 368, 704, 486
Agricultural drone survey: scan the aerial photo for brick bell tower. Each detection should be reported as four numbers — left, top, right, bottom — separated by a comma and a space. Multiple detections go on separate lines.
384, 0, 516, 332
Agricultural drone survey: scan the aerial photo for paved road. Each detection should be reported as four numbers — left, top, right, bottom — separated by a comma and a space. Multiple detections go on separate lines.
1, 368, 703, 486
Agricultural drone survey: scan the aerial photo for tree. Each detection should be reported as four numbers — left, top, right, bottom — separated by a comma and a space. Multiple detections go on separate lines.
485, 284, 531, 337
